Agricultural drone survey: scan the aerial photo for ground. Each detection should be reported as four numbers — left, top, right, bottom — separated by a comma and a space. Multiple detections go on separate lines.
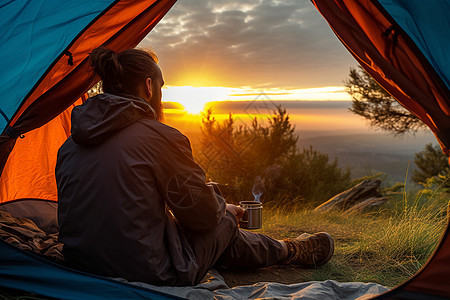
0, 222, 359, 299
221, 265, 314, 287
2, 203, 445, 298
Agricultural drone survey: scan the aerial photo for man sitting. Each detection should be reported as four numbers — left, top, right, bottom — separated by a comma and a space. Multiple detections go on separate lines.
56, 47, 334, 286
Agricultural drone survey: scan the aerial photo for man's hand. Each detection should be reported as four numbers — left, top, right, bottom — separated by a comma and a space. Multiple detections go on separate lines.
226, 204, 245, 223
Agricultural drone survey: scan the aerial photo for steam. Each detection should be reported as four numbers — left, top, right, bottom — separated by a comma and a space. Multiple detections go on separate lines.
252, 176, 264, 202
252, 165, 282, 203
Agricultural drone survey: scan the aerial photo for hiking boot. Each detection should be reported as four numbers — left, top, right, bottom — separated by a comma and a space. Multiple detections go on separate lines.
282, 232, 334, 267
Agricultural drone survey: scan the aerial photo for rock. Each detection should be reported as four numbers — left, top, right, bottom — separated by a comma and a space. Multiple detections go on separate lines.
344, 196, 389, 214
314, 179, 385, 212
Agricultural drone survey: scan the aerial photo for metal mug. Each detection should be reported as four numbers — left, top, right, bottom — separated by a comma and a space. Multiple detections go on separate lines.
238, 201, 263, 229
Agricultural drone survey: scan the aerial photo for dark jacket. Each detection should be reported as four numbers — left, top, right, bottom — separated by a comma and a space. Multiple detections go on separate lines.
56, 93, 226, 285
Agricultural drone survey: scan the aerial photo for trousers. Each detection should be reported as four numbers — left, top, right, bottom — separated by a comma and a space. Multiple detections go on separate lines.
188, 211, 285, 284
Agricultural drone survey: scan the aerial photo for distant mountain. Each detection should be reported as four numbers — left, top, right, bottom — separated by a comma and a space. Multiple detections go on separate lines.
299, 132, 437, 184
206, 100, 351, 114
299, 132, 436, 155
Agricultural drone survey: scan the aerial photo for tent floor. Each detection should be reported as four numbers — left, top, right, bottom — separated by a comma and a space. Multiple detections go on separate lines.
0, 286, 51, 299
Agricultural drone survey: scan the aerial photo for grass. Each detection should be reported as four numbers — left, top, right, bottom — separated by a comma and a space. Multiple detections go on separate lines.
1, 187, 448, 298
254, 188, 448, 288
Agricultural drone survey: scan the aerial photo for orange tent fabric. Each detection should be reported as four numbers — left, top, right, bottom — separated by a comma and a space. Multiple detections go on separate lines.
312, 1, 450, 298
0, 97, 84, 203
0, 0, 177, 180
312, 0, 450, 155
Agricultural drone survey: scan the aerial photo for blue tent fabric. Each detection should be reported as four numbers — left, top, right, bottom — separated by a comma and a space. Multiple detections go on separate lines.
378, 0, 450, 90
0, 238, 392, 300
313, 0, 450, 297
0, 0, 115, 131
0, 239, 182, 299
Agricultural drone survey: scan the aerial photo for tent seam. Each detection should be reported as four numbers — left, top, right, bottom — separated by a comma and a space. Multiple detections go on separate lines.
370, 0, 450, 102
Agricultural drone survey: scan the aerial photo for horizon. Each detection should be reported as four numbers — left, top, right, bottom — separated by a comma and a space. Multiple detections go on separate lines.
163, 99, 436, 142
162, 98, 437, 183
140, 0, 440, 164
161, 86, 353, 114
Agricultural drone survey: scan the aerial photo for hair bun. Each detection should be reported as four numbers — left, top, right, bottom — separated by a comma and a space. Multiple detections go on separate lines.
89, 47, 123, 80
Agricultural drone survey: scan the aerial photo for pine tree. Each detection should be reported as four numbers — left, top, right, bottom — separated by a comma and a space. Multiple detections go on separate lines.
345, 67, 449, 190
412, 143, 449, 185
196, 107, 351, 205
345, 66, 426, 135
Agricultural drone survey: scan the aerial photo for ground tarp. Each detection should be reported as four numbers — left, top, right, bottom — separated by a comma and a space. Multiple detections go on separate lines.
127, 269, 389, 300
0, 209, 388, 299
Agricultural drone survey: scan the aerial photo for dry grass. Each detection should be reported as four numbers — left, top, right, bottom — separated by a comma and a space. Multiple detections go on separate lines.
254, 189, 448, 287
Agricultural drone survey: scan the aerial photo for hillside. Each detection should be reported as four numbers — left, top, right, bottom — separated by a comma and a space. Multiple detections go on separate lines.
299, 132, 437, 184
165, 100, 439, 186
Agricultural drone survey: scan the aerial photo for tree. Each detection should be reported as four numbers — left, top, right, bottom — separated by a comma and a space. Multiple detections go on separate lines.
412, 143, 450, 187
345, 66, 426, 135
345, 67, 449, 190
195, 106, 352, 206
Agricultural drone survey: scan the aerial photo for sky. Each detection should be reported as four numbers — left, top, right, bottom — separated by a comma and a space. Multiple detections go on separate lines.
137, 0, 437, 158
139, 0, 359, 111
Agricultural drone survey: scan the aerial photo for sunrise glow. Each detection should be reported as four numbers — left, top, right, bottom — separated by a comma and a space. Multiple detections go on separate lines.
162, 85, 352, 115
162, 86, 234, 114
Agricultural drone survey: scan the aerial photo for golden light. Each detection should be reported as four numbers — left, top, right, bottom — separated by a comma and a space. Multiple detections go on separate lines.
162, 86, 234, 115
181, 96, 207, 115
162, 85, 352, 115
227, 86, 352, 101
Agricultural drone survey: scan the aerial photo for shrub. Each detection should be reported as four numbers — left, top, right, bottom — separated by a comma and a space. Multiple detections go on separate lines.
195, 106, 352, 206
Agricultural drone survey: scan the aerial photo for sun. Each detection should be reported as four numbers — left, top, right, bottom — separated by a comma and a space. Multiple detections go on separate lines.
162, 86, 234, 115
174, 89, 209, 115
182, 100, 206, 115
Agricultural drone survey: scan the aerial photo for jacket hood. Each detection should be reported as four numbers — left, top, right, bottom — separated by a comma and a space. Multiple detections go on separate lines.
71, 93, 156, 145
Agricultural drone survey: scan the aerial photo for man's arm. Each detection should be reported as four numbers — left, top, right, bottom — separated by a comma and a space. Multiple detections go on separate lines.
155, 129, 226, 231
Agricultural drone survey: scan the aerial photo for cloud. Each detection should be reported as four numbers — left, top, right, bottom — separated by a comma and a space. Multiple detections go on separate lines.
140, 0, 357, 89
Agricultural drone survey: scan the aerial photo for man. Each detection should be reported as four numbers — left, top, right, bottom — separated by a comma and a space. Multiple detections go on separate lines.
56, 47, 334, 286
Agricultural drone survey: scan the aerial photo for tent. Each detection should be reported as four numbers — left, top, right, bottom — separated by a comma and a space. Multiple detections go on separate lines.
311, 1, 450, 299
0, 1, 183, 299
0, 0, 448, 299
